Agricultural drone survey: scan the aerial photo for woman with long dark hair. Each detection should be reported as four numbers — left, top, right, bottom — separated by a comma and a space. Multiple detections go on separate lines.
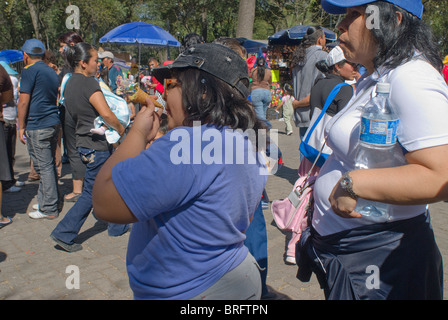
297, 0, 448, 300
50, 43, 128, 252
291, 26, 328, 138
250, 56, 272, 129
92, 43, 269, 299
57, 32, 85, 203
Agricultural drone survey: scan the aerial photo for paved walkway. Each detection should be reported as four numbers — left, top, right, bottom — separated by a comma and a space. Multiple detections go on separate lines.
1, 118, 447, 300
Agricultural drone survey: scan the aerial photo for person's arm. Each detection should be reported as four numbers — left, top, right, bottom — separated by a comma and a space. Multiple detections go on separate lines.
89, 91, 125, 136
92, 98, 160, 224
17, 92, 31, 144
292, 95, 310, 109
329, 144, 448, 218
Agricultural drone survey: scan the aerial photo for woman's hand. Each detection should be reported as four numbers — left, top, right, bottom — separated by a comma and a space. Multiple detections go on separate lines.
328, 179, 362, 219
131, 97, 161, 143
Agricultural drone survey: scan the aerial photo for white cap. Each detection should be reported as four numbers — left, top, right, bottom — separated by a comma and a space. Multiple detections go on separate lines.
325, 46, 346, 67
98, 51, 114, 60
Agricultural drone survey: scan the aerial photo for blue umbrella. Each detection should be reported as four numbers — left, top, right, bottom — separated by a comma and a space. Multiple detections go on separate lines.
100, 21, 180, 65
269, 25, 338, 43
100, 21, 180, 47
236, 37, 268, 54
0, 50, 24, 64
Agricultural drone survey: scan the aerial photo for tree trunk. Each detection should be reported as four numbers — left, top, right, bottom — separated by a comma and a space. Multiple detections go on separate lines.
236, 0, 256, 39
26, 0, 41, 40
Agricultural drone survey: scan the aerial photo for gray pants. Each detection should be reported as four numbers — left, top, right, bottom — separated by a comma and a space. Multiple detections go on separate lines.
26, 125, 61, 215
191, 253, 262, 300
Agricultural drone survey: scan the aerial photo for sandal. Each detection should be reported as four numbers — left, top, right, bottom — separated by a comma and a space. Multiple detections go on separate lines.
64, 192, 82, 202
0, 217, 12, 229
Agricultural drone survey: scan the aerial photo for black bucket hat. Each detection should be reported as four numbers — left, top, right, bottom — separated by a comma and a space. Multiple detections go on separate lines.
152, 43, 250, 98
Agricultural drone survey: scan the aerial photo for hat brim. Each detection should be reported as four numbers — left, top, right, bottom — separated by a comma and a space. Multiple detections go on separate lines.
152, 61, 193, 84
321, 0, 374, 14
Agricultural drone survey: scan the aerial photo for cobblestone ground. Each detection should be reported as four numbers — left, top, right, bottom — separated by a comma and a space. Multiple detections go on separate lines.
1, 117, 447, 300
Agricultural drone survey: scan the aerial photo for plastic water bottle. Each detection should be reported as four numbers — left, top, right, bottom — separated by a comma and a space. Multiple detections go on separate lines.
354, 82, 406, 222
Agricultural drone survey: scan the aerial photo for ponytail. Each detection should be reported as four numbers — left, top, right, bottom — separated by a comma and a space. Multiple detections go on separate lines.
291, 26, 324, 68
315, 60, 331, 74
65, 42, 94, 70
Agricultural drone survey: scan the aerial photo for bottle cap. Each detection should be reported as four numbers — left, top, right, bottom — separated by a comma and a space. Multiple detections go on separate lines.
376, 82, 390, 93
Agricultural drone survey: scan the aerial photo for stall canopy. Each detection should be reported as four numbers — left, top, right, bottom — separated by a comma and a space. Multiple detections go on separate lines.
236, 38, 268, 54
268, 25, 338, 45
99, 21, 181, 64
0, 50, 24, 64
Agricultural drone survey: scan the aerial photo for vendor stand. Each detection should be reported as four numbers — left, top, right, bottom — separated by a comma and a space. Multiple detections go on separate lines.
266, 25, 337, 112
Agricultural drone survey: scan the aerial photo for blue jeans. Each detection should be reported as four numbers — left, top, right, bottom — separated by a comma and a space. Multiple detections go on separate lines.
51, 147, 128, 244
26, 125, 60, 215
244, 202, 268, 297
251, 88, 272, 130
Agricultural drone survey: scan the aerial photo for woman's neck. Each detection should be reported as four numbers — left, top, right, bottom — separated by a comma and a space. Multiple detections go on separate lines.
74, 67, 91, 77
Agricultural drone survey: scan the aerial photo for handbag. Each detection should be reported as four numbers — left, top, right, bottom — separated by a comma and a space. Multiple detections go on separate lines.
271, 137, 325, 234
299, 82, 351, 168
271, 83, 350, 234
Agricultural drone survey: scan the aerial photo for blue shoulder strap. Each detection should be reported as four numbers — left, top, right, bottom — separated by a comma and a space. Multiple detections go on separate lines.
303, 82, 351, 144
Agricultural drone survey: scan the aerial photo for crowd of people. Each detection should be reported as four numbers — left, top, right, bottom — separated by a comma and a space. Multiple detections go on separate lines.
1, 0, 448, 300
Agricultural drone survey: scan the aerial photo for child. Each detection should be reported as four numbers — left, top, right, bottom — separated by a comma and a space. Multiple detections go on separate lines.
275, 83, 295, 136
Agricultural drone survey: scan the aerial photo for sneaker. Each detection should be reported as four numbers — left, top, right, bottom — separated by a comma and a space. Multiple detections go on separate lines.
15, 181, 26, 187
5, 185, 21, 193
50, 234, 82, 252
32, 204, 39, 210
285, 256, 296, 265
28, 210, 58, 220
286, 131, 293, 136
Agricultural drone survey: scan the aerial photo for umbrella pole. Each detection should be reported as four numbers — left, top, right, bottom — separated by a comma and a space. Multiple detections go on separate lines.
138, 43, 141, 66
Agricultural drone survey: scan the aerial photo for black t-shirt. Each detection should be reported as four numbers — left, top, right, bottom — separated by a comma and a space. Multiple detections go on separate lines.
309, 74, 354, 118
64, 73, 109, 151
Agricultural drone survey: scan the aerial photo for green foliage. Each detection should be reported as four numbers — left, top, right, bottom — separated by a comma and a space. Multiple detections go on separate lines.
1, 0, 447, 60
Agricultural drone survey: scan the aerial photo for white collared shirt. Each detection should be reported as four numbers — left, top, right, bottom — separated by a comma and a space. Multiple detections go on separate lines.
313, 55, 448, 236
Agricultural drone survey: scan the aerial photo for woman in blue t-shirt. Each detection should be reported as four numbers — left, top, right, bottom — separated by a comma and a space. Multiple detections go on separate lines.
93, 43, 269, 300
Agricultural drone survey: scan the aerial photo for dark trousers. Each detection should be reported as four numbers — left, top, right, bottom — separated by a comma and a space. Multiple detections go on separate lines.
51, 147, 128, 244
1, 119, 17, 189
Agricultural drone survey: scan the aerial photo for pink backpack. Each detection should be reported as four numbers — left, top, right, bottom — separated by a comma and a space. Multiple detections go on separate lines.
271, 157, 320, 235
271, 175, 316, 233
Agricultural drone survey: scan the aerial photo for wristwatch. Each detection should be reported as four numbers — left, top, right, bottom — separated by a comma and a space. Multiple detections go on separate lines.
340, 172, 358, 199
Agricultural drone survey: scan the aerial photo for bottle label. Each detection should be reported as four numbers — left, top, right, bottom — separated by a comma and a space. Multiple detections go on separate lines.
360, 117, 398, 145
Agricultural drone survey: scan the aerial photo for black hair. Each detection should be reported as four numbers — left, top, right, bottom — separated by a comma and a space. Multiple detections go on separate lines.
283, 83, 293, 95
180, 33, 205, 54
175, 68, 266, 150
255, 57, 266, 82
291, 26, 325, 68
65, 42, 95, 70
59, 32, 84, 72
366, 1, 442, 72
315, 59, 347, 74
58, 32, 84, 46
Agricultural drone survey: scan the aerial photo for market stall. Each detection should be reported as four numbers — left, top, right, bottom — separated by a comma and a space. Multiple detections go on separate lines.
268, 25, 337, 85
266, 25, 338, 109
